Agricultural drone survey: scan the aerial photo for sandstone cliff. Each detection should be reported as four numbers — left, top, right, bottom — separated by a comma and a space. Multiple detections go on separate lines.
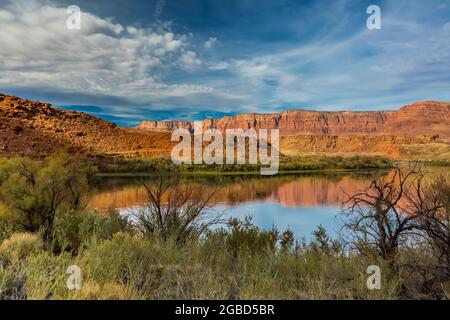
1, 94, 449, 160
137, 101, 450, 140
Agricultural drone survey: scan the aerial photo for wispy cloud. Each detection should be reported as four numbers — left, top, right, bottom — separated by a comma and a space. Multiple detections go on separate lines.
1, 0, 449, 124
0, 0, 211, 103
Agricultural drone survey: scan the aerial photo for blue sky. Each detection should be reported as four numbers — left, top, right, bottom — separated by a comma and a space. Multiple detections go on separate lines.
1, 0, 450, 126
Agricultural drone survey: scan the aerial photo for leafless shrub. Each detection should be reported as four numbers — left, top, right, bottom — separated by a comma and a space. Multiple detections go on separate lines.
341, 165, 423, 265
341, 164, 450, 297
412, 175, 450, 286
132, 175, 224, 244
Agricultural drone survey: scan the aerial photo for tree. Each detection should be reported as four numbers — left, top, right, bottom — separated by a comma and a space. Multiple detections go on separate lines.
0, 151, 94, 246
412, 175, 450, 286
133, 175, 223, 244
341, 166, 423, 265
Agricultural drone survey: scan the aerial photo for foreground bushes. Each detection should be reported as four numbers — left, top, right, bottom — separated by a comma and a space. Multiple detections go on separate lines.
0, 233, 43, 265
0, 153, 448, 300
1, 209, 449, 300
0, 223, 401, 300
0, 151, 96, 246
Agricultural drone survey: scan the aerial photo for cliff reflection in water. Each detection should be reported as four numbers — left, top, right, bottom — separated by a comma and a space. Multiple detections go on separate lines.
88, 172, 381, 212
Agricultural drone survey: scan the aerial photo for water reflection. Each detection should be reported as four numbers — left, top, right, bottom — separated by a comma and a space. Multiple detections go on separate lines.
88, 172, 384, 240
88, 167, 448, 240
89, 172, 379, 210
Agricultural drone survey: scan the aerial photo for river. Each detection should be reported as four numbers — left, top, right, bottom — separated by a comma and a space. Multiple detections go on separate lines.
88, 167, 449, 241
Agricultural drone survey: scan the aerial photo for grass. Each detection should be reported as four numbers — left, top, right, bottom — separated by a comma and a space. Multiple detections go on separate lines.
419, 160, 450, 167
0, 224, 402, 300
0, 152, 447, 300
98, 155, 393, 175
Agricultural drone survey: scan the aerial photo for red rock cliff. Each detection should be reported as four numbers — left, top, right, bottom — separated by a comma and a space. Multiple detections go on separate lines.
137, 101, 450, 139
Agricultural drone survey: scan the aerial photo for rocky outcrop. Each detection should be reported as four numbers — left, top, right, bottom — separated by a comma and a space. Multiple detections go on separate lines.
137, 101, 450, 140
280, 134, 450, 160
1, 94, 449, 160
0, 94, 174, 158
137, 120, 194, 132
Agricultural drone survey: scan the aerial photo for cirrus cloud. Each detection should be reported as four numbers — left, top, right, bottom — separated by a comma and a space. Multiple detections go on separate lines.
1, 0, 450, 125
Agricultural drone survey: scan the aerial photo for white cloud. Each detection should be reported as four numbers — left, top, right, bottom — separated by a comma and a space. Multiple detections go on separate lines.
1, 0, 449, 116
0, 0, 206, 100
0, 9, 14, 21
204, 37, 217, 49
202, 13, 450, 110
162, 84, 213, 96
178, 50, 202, 70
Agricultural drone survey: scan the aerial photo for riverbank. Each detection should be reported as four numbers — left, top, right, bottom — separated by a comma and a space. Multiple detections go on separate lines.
97, 155, 393, 175
0, 227, 401, 300
95, 168, 392, 178
0, 152, 449, 300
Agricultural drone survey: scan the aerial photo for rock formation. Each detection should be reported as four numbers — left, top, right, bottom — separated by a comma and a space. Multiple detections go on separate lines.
1, 94, 449, 160
0, 94, 174, 158
137, 101, 450, 140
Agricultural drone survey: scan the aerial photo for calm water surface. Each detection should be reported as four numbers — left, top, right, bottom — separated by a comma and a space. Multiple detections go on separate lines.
88, 167, 449, 241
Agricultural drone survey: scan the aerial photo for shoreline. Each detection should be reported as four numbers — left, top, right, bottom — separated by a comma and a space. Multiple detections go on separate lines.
95, 167, 393, 178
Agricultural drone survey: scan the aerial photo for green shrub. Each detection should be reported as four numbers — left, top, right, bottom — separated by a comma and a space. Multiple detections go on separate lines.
99, 155, 392, 174
0, 268, 26, 300
0, 151, 96, 245
0, 232, 43, 265
224, 217, 279, 257
23, 251, 73, 300
0, 224, 405, 300
80, 233, 165, 298
0, 204, 16, 242
52, 210, 128, 253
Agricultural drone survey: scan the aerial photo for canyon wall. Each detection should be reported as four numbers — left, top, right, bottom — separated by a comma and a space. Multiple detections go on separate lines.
2, 94, 449, 160
137, 101, 450, 140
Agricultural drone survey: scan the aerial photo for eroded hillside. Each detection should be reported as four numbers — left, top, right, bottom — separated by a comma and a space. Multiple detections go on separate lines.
0, 94, 173, 158
1, 94, 449, 160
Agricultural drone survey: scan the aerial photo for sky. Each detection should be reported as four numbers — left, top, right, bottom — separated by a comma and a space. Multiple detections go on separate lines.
1, 0, 450, 126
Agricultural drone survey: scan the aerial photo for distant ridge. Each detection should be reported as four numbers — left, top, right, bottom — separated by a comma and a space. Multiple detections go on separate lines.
137, 101, 450, 140
1, 94, 449, 160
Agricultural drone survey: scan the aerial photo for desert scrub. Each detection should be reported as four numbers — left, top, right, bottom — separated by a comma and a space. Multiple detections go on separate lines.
81, 233, 154, 289
0, 225, 409, 300
52, 210, 128, 254
0, 204, 15, 242
20, 251, 74, 300
0, 233, 44, 300
0, 151, 95, 246
0, 268, 26, 300
98, 155, 392, 174
80, 233, 215, 299
62, 225, 402, 299
0, 152, 446, 300
0, 232, 43, 266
